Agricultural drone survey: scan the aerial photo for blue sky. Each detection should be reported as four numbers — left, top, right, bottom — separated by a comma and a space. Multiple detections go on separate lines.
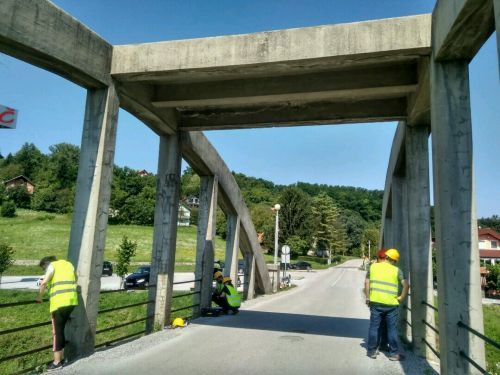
0, 1, 498, 217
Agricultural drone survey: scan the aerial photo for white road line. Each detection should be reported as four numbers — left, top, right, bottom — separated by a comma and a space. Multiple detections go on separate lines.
330, 269, 345, 288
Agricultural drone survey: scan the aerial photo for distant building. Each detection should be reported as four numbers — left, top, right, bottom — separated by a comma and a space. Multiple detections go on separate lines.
136, 169, 150, 177
479, 228, 500, 265
178, 203, 191, 227
185, 196, 199, 208
4, 175, 35, 194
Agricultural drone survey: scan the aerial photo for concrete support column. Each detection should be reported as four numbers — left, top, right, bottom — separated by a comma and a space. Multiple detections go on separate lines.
405, 125, 437, 359
224, 215, 241, 284
66, 86, 119, 359
495, 0, 500, 76
244, 252, 256, 300
195, 176, 218, 311
392, 176, 411, 342
383, 217, 393, 249
430, 59, 485, 373
146, 134, 182, 332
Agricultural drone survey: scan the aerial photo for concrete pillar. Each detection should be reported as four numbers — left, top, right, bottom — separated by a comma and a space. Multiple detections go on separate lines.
405, 125, 437, 359
194, 176, 218, 311
495, 0, 500, 76
146, 134, 182, 332
244, 252, 256, 300
383, 217, 393, 250
66, 86, 119, 359
430, 59, 485, 373
392, 176, 411, 342
224, 215, 241, 284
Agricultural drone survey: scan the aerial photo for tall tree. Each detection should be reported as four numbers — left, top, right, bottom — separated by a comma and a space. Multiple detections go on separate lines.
13, 143, 44, 180
278, 187, 313, 249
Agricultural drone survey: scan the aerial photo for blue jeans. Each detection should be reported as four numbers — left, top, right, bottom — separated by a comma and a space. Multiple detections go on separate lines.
367, 304, 400, 356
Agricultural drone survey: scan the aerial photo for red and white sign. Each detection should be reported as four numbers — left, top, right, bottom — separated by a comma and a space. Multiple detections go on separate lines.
0, 105, 18, 129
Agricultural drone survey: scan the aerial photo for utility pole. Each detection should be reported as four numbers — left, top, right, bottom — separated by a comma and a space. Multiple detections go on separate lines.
368, 240, 371, 260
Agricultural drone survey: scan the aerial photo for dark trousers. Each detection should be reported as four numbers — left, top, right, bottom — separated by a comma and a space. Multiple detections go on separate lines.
51, 305, 75, 352
212, 295, 237, 312
378, 318, 388, 350
367, 304, 399, 356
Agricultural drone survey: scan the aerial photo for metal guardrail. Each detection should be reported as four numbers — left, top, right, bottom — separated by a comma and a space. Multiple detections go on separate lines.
403, 319, 412, 327
172, 291, 200, 299
422, 319, 440, 335
0, 299, 49, 309
421, 300, 438, 312
457, 321, 500, 351
97, 299, 154, 314
171, 303, 200, 314
459, 351, 490, 375
172, 279, 202, 285
422, 338, 440, 359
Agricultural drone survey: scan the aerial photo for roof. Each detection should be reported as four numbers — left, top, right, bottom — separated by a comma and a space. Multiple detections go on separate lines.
3, 175, 35, 186
479, 250, 500, 259
479, 228, 500, 241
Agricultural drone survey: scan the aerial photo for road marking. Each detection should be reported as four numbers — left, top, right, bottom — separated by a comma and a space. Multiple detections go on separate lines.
330, 269, 345, 287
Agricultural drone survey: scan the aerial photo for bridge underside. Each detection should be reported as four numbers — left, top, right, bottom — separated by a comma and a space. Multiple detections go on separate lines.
1, 0, 499, 374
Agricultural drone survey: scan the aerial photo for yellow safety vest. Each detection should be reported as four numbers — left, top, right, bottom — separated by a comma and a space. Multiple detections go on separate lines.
215, 282, 224, 295
48, 260, 78, 313
369, 262, 400, 306
225, 285, 241, 308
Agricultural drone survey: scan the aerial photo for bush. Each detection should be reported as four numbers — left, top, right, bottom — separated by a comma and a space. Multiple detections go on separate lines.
486, 264, 500, 292
116, 236, 137, 281
0, 242, 15, 284
6, 185, 31, 209
1, 201, 16, 217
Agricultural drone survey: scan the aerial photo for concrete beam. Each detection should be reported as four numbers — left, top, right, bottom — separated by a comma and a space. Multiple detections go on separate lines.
244, 253, 256, 300
180, 131, 272, 294
433, 0, 495, 61
405, 124, 437, 359
152, 64, 417, 109
66, 85, 119, 358
112, 15, 431, 82
407, 58, 430, 126
179, 98, 407, 130
224, 215, 241, 285
0, 0, 111, 88
147, 134, 182, 331
116, 83, 177, 135
196, 176, 219, 310
430, 58, 485, 373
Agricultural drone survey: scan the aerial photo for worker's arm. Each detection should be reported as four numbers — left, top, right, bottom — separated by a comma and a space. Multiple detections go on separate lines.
397, 279, 410, 302
364, 278, 370, 305
36, 265, 54, 303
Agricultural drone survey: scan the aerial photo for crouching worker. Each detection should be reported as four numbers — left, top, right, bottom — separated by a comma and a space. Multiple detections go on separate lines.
36, 256, 78, 371
212, 271, 225, 306
213, 276, 241, 314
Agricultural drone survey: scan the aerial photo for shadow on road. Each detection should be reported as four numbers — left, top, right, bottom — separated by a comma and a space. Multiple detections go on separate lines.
195, 310, 369, 339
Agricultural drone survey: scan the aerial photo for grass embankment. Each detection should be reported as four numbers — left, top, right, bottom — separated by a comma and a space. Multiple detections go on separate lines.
0, 289, 194, 374
0, 209, 226, 264
484, 304, 500, 374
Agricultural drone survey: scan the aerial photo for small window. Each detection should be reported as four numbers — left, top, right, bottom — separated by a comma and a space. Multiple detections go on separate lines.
492, 240, 498, 249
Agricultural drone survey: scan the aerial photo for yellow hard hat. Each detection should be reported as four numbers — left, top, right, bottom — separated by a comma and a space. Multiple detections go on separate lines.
213, 271, 223, 279
172, 317, 185, 327
385, 249, 400, 261
222, 276, 232, 284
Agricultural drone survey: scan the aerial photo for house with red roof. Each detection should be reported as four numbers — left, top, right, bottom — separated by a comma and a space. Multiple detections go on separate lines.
478, 228, 500, 265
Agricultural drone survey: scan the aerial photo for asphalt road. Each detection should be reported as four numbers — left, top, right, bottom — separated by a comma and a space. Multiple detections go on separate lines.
60, 259, 438, 375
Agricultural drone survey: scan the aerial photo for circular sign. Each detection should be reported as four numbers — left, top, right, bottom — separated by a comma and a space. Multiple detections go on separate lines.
282, 245, 290, 255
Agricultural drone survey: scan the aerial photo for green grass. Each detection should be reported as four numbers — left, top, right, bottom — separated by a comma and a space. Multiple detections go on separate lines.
484, 304, 500, 374
0, 289, 195, 374
2, 265, 43, 276
0, 209, 226, 263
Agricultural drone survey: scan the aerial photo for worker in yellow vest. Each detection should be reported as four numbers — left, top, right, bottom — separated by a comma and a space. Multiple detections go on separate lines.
218, 276, 241, 314
37, 256, 78, 371
364, 248, 409, 361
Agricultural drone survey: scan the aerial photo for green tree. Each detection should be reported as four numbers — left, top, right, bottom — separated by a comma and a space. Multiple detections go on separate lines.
216, 209, 227, 239
6, 185, 32, 208
340, 209, 366, 255
1, 200, 16, 217
485, 264, 500, 292
278, 187, 313, 250
48, 143, 80, 188
0, 242, 15, 286
116, 236, 138, 286
250, 204, 275, 250
13, 143, 44, 180
180, 167, 200, 198
362, 225, 381, 257
479, 215, 500, 232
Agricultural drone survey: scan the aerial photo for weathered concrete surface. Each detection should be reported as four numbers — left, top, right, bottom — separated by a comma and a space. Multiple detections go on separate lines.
405, 125, 437, 359
430, 58, 485, 374
432, 0, 495, 61
58, 260, 438, 375
224, 215, 241, 284
0, 0, 111, 88
147, 134, 182, 331
112, 15, 431, 82
66, 86, 119, 358
407, 58, 430, 126
181, 131, 272, 294
195, 176, 219, 311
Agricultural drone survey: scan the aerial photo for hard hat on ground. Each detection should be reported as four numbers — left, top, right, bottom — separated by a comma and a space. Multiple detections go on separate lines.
222, 276, 232, 284
377, 249, 386, 258
385, 249, 400, 261
172, 318, 186, 328
213, 271, 223, 280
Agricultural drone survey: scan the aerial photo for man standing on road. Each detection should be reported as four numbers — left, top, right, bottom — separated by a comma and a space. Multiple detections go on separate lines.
364, 248, 409, 361
37, 256, 78, 371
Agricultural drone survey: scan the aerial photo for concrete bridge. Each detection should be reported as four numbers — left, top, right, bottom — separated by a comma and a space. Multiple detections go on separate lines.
1, 1, 499, 374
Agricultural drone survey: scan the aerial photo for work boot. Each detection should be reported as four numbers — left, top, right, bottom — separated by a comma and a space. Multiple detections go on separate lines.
367, 351, 378, 359
47, 362, 63, 371
388, 354, 404, 361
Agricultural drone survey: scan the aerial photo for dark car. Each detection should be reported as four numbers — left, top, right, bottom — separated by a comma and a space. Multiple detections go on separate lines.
279, 262, 294, 270
237, 259, 246, 273
102, 261, 113, 276
124, 266, 151, 289
293, 261, 312, 271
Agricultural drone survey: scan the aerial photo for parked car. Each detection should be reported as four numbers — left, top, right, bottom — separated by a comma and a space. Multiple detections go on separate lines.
238, 259, 246, 274
124, 266, 151, 289
279, 262, 294, 270
293, 261, 312, 271
102, 261, 113, 276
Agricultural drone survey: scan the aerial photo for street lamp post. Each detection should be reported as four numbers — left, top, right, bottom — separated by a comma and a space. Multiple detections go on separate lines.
273, 204, 281, 267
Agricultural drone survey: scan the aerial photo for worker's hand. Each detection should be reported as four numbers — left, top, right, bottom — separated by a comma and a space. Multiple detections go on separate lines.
365, 298, 370, 306
396, 296, 404, 302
